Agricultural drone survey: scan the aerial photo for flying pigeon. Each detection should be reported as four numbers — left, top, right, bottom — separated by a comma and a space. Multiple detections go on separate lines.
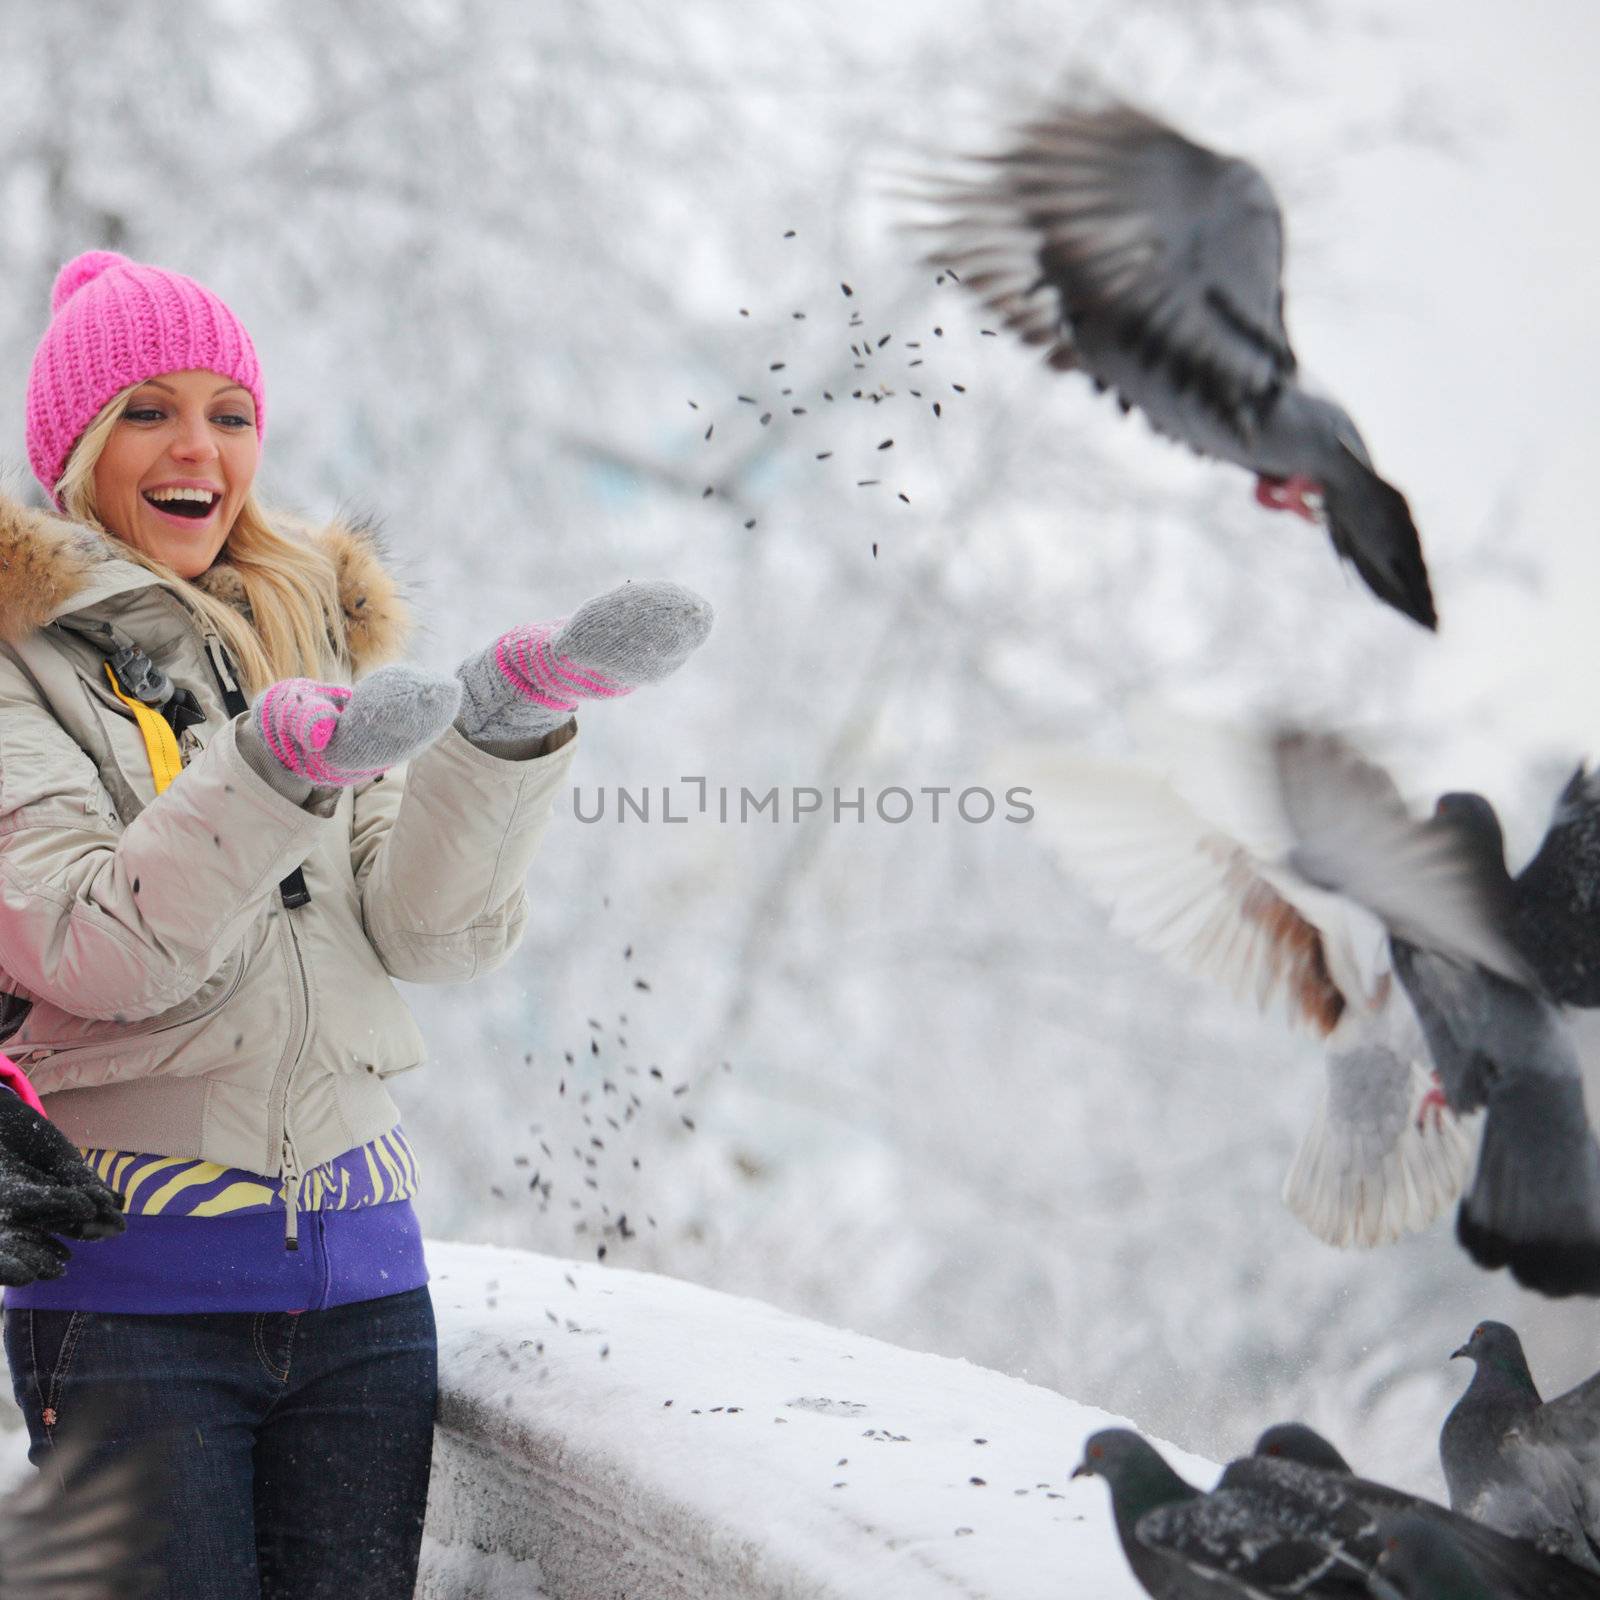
1273, 731, 1600, 1296
0, 1423, 163, 1597
1435, 768, 1600, 1007
1014, 728, 1475, 1251
912, 100, 1437, 629
1368, 1512, 1517, 1600
1440, 1320, 1600, 1573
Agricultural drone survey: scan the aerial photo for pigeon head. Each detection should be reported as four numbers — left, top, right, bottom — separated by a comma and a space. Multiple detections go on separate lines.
1449, 1320, 1529, 1377
1370, 1511, 1497, 1600
1071, 1428, 1194, 1507
1252, 1422, 1352, 1474
1431, 792, 1506, 866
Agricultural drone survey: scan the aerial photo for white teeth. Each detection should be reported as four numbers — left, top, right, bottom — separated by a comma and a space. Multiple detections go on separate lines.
145, 487, 218, 505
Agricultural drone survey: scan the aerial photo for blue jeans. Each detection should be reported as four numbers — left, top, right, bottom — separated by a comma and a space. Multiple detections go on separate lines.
3, 1287, 437, 1600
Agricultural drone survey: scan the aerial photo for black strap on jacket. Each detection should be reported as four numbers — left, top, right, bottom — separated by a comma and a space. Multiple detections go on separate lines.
203, 643, 312, 910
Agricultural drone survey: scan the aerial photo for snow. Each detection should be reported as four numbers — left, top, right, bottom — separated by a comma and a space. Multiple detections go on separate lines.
422, 1239, 1214, 1598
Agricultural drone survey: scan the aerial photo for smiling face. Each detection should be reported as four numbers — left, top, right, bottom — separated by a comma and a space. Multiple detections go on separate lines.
91, 369, 260, 578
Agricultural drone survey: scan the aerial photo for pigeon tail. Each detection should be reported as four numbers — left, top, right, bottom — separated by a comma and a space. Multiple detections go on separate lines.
1321, 449, 1436, 630
1282, 1051, 1474, 1248
1457, 1071, 1600, 1297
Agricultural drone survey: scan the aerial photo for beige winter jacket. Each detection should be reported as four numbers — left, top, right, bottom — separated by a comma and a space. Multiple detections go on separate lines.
0, 493, 576, 1199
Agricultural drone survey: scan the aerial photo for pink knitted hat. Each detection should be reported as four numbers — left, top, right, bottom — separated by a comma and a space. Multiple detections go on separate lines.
26, 250, 266, 507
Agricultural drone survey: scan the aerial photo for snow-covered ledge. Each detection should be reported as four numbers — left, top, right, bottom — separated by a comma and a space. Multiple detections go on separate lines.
418, 1241, 1216, 1599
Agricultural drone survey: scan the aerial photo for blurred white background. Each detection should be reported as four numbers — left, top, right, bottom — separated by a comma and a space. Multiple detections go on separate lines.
1, 0, 1597, 1496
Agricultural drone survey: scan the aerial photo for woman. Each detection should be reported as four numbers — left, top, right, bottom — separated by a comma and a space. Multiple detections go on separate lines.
0, 250, 712, 1598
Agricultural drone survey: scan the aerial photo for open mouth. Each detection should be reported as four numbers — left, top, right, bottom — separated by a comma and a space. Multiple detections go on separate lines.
142, 490, 221, 522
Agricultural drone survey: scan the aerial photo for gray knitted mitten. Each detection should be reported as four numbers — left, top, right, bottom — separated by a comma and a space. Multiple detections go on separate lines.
454, 580, 714, 746
238, 663, 463, 803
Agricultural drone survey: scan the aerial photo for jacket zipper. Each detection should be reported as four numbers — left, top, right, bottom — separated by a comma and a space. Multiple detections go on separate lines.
277, 908, 315, 1253
281, 1135, 302, 1252
206, 628, 313, 1250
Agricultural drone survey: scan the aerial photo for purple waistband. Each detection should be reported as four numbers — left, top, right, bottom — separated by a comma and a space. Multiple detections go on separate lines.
2, 1201, 428, 1315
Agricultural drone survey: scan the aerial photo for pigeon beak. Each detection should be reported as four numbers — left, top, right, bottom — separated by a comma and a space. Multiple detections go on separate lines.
1070, 1461, 1093, 1480
1366, 1575, 1406, 1600
1450, 1344, 1470, 1361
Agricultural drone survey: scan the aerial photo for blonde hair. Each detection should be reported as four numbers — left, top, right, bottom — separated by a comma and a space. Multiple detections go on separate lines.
54, 385, 348, 694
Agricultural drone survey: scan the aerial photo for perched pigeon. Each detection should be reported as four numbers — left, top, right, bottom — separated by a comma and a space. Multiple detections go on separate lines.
1435, 768, 1600, 1007
1368, 1512, 1515, 1600
1440, 1321, 1600, 1572
1015, 732, 1475, 1250
1255, 1424, 1355, 1475
1241, 1424, 1600, 1599
913, 100, 1436, 629
0, 1424, 163, 1597
1071, 1429, 1237, 1599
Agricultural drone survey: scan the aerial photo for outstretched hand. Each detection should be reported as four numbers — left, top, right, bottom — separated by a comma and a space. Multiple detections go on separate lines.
240, 664, 463, 798
455, 580, 714, 746
0, 1092, 126, 1286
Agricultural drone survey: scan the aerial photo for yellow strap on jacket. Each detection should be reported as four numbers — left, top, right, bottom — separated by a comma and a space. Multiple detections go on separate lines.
104, 664, 184, 795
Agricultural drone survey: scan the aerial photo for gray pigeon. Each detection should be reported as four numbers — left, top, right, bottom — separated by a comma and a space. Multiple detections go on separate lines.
1254, 1424, 1356, 1475
1436, 769, 1600, 1007
1015, 731, 1476, 1252
1440, 1321, 1600, 1573
1272, 730, 1600, 1298
1368, 1512, 1514, 1600
1071, 1429, 1240, 1599
1240, 1424, 1600, 1599
914, 100, 1436, 629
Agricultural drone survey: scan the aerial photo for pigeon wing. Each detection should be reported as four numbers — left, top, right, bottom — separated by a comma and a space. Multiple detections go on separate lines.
1516, 1371, 1600, 1558
1017, 751, 1350, 1035
1514, 765, 1600, 1004
915, 102, 1294, 433
1272, 729, 1532, 985
1137, 1489, 1370, 1593
1229, 1455, 1600, 1598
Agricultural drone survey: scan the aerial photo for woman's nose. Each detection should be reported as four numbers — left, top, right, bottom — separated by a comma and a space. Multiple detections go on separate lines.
169, 414, 219, 462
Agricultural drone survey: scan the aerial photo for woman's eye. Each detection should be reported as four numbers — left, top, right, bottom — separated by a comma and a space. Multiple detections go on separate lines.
123, 407, 165, 422
213, 414, 252, 429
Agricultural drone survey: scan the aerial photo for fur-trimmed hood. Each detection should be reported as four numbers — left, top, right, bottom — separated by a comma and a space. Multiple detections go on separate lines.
0, 490, 410, 674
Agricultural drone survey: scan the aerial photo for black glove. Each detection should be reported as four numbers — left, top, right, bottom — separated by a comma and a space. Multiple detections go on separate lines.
0, 1091, 125, 1286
